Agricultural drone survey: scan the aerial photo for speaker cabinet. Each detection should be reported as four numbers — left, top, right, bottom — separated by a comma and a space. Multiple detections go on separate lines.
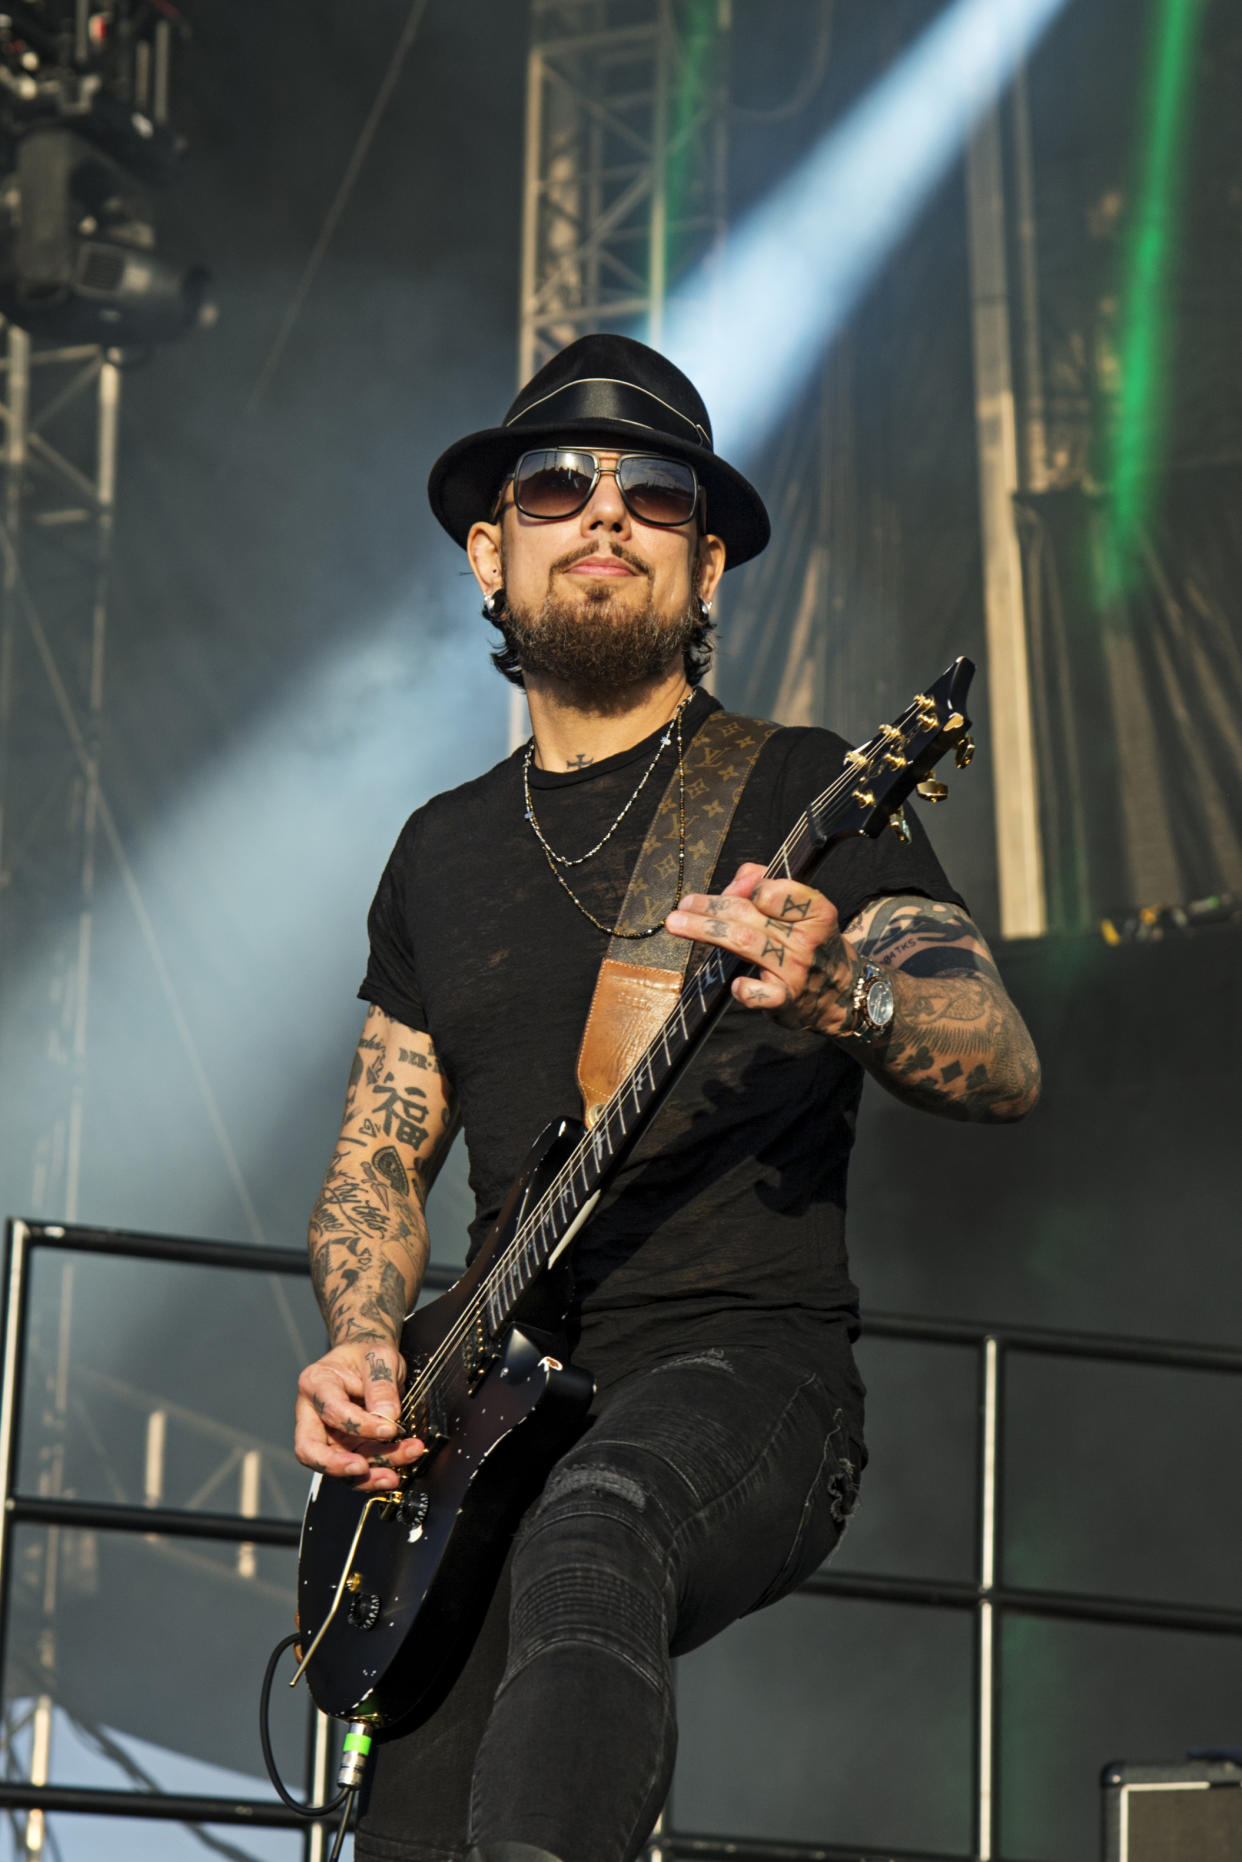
1102, 1760, 1242, 1861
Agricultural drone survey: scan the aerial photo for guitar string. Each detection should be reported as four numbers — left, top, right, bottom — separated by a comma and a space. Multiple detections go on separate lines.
396, 700, 939, 1427
395, 701, 933, 1428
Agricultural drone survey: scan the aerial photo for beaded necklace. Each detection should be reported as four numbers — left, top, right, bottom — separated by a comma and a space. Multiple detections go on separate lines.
522, 691, 692, 939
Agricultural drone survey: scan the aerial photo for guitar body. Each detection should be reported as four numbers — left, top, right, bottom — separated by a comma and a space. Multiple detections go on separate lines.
297, 1120, 595, 1726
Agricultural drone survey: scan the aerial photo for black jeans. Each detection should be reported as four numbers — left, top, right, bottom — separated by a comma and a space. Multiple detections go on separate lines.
354, 1344, 862, 1862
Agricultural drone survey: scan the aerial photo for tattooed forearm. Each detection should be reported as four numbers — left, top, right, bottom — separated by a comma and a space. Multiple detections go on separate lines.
798, 897, 1039, 1122
856, 970, 1040, 1122
307, 1010, 458, 1346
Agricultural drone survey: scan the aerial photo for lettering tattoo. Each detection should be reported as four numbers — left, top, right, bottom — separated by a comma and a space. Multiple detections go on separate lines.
372, 1077, 430, 1148
398, 1047, 444, 1073
851, 895, 1003, 984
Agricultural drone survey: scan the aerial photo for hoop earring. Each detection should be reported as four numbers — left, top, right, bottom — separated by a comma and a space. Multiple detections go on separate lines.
697, 595, 712, 622
482, 586, 506, 621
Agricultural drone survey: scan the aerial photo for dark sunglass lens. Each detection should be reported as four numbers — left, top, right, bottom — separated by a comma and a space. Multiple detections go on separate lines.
513, 451, 595, 518
618, 457, 697, 525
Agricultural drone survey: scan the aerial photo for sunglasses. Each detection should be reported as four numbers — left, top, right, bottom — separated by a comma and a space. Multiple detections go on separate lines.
499, 448, 702, 529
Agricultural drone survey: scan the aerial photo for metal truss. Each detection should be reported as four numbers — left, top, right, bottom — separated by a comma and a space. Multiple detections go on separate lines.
0, 330, 121, 1228
520, 0, 731, 381
511, 1, 730, 747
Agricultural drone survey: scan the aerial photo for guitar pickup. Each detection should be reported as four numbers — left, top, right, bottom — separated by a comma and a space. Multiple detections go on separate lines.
406, 1405, 448, 1457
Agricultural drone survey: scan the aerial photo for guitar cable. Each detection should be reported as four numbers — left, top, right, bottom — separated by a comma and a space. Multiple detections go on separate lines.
260, 1629, 371, 1855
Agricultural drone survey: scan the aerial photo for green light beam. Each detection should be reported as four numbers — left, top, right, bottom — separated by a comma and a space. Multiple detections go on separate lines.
659, 0, 720, 311
1097, 0, 1208, 606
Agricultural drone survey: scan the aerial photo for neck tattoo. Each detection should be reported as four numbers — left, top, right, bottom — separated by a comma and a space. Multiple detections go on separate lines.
522, 691, 692, 939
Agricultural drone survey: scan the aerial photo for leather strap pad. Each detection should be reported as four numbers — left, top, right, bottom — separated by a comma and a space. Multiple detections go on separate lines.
575, 710, 779, 1123
576, 958, 685, 1126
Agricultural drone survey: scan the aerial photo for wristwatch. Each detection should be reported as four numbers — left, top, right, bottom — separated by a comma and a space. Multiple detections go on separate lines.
847, 962, 895, 1041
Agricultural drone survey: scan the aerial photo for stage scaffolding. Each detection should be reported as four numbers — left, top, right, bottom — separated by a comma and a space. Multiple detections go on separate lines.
512, 0, 731, 751
0, 331, 121, 1232
519, 0, 731, 383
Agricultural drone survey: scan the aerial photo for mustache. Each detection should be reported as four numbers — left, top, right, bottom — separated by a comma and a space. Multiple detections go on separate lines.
550, 543, 651, 577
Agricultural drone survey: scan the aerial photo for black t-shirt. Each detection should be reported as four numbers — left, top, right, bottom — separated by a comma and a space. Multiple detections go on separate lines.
359, 690, 963, 1411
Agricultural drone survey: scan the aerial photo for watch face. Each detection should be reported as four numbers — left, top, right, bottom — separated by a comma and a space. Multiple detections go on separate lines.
865, 972, 895, 1029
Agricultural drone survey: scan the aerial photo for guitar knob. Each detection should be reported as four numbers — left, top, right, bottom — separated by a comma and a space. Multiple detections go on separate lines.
955, 736, 976, 769
916, 779, 948, 804
348, 1591, 382, 1631
398, 1487, 430, 1530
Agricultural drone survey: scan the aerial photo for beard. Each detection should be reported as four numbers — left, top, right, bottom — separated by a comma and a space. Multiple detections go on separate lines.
498, 575, 700, 692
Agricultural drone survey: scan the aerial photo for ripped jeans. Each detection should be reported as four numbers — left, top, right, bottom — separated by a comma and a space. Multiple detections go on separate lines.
354, 1344, 862, 1862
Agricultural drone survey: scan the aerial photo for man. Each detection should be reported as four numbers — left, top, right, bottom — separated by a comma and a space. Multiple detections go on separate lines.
294, 334, 1039, 1862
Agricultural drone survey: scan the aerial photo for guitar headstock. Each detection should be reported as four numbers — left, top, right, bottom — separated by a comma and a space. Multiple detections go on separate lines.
811, 657, 976, 845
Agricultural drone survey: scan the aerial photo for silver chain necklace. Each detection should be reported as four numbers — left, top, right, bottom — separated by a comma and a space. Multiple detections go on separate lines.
522, 690, 692, 867
522, 691, 692, 938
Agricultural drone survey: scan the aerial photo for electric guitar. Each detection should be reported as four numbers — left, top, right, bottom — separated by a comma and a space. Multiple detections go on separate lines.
295, 658, 975, 1727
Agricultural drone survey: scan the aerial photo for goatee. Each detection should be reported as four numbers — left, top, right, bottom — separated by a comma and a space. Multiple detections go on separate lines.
499, 581, 699, 690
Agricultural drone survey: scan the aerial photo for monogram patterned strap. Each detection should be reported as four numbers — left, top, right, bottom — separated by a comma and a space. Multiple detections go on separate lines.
610, 709, 780, 970
576, 710, 779, 1122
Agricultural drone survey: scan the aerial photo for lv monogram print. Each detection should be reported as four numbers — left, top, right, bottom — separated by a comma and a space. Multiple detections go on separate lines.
610, 713, 780, 976
577, 711, 781, 1118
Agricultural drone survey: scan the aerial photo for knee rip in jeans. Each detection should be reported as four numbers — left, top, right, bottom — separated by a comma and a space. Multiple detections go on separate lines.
825, 1424, 862, 1534
542, 1463, 647, 1511
648, 1347, 731, 1376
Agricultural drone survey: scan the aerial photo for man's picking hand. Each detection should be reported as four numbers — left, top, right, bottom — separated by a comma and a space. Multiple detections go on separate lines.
666, 862, 862, 1036
294, 1340, 425, 1494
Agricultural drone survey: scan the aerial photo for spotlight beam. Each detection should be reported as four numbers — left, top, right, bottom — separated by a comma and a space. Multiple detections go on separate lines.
663, 0, 1075, 459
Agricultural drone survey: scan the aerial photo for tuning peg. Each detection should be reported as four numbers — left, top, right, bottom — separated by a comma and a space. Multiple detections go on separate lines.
889, 807, 911, 844
955, 736, 975, 770
916, 778, 948, 804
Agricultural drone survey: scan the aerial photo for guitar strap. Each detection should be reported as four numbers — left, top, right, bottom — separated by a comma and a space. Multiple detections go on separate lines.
576, 708, 780, 1126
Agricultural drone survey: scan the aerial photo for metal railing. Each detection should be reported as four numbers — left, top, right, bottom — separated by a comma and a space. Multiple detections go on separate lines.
2, 1217, 1241, 1862
652, 1312, 1242, 1862
0, 1218, 335, 1862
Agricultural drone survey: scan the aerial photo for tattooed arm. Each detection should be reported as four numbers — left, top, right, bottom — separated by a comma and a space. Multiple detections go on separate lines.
835, 891, 1040, 1119
667, 868, 1040, 1124
294, 1004, 459, 1492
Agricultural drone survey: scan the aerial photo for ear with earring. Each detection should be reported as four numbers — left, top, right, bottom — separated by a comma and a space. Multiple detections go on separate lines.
482, 587, 506, 621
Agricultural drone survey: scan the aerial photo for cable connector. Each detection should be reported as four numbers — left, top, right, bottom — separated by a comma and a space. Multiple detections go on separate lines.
338, 1721, 374, 1792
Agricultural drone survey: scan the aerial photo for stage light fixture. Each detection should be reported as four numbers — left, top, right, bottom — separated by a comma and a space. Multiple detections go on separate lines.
0, 1, 211, 347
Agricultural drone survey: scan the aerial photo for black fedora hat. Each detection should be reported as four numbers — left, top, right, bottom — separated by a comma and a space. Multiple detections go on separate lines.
427, 332, 770, 568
